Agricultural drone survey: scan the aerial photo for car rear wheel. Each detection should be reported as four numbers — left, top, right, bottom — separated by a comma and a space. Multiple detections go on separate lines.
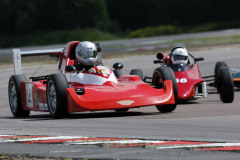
218, 66, 234, 103
113, 62, 128, 78
8, 75, 30, 117
152, 67, 178, 112
114, 69, 128, 78
214, 61, 227, 92
130, 69, 144, 80
47, 74, 69, 118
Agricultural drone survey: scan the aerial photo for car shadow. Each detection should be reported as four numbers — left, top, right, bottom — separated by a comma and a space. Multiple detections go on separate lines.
67, 111, 157, 119
2, 110, 167, 121
178, 101, 199, 105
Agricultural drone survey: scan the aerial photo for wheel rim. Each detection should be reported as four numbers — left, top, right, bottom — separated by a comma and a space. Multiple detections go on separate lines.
9, 81, 17, 112
47, 81, 57, 113
153, 74, 164, 88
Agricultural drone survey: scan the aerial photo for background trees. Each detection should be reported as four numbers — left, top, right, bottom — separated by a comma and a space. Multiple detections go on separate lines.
0, 0, 240, 47
0, 0, 109, 35
106, 0, 240, 30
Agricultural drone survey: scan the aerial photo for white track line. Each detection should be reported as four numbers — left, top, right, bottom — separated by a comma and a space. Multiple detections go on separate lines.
70, 139, 166, 145
51, 150, 83, 153
2, 135, 240, 150
156, 143, 240, 149
0, 135, 87, 143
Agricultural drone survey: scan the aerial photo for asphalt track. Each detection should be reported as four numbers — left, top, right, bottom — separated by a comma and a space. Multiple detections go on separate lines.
1, 37, 240, 159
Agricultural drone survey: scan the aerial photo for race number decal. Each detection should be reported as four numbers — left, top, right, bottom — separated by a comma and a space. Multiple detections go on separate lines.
176, 78, 187, 83
25, 83, 33, 108
39, 103, 48, 111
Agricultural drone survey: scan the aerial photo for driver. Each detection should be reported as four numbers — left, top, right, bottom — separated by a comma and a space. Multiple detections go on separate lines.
171, 47, 189, 65
75, 41, 98, 71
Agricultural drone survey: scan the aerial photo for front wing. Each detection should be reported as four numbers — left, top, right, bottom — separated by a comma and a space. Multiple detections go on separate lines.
67, 80, 175, 112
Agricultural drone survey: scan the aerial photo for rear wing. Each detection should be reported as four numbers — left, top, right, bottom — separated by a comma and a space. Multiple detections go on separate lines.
13, 48, 63, 75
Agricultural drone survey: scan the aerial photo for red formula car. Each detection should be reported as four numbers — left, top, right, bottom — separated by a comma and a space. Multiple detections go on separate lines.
8, 41, 177, 118
151, 47, 234, 103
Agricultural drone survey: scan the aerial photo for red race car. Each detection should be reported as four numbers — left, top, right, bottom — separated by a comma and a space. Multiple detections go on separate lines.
8, 41, 177, 118
150, 46, 234, 103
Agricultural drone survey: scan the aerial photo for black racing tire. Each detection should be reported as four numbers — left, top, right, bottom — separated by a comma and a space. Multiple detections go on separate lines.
214, 61, 227, 76
130, 69, 144, 80
218, 66, 234, 103
113, 69, 128, 78
46, 74, 69, 118
8, 75, 30, 117
214, 61, 227, 92
152, 67, 178, 112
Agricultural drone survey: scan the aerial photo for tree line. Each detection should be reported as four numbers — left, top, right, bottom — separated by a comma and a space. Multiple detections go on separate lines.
0, 0, 239, 40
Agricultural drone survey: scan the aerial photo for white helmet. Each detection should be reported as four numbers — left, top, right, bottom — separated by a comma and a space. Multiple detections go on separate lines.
171, 47, 189, 65
75, 41, 98, 66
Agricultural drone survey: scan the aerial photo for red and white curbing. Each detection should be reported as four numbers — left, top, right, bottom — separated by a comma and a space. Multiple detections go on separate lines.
1, 135, 240, 151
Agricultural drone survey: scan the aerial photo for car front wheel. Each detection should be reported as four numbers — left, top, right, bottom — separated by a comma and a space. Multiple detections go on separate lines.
152, 67, 178, 112
47, 74, 69, 118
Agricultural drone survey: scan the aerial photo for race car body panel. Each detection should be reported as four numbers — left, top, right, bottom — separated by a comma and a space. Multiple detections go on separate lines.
19, 76, 175, 113
21, 81, 48, 112
174, 64, 204, 101
67, 78, 175, 112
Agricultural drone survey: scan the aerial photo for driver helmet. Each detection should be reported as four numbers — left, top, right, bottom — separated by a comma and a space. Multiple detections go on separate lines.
171, 47, 189, 65
75, 41, 98, 66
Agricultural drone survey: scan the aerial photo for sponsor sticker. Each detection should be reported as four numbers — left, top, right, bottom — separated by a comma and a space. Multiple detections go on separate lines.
88, 67, 96, 74
117, 100, 134, 105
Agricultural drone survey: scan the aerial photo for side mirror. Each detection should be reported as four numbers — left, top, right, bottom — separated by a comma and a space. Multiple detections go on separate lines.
113, 62, 123, 69
156, 52, 164, 60
195, 57, 204, 62
65, 65, 76, 72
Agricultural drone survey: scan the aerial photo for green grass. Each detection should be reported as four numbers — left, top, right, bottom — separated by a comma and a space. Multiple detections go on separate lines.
127, 21, 240, 39
127, 25, 182, 38
1, 21, 240, 49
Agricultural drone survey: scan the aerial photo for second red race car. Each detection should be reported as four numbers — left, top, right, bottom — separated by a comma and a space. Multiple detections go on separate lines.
150, 46, 234, 103
8, 41, 177, 119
